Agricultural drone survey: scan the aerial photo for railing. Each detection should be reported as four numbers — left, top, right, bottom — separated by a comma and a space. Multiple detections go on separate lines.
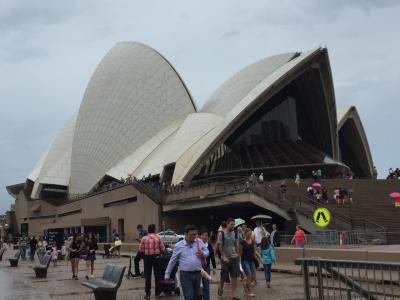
295, 257, 400, 300
262, 183, 387, 235
280, 230, 388, 248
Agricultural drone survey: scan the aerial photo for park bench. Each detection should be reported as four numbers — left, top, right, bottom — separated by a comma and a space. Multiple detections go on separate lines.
0, 247, 6, 261
9, 250, 21, 267
31, 253, 52, 278
82, 264, 126, 300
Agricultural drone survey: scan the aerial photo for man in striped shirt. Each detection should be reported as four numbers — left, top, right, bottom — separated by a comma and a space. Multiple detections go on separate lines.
139, 224, 165, 299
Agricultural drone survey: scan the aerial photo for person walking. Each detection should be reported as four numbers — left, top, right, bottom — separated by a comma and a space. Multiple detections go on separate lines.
164, 225, 209, 300
68, 234, 82, 279
240, 229, 261, 297
29, 236, 38, 261
85, 233, 98, 279
260, 237, 276, 288
254, 221, 269, 247
270, 224, 281, 247
200, 229, 216, 300
19, 235, 28, 261
134, 224, 147, 277
112, 229, 121, 258
217, 218, 241, 300
291, 225, 307, 248
139, 224, 164, 299
51, 243, 58, 266
37, 237, 46, 259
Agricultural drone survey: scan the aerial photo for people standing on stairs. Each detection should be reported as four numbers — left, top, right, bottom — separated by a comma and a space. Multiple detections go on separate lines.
295, 173, 301, 188
258, 172, 264, 184
316, 169, 322, 181
322, 187, 328, 203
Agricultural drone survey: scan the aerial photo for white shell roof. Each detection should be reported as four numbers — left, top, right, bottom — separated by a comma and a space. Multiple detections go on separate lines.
201, 53, 297, 116
28, 149, 49, 182
25, 44, 349, 194
69, 42, 196, 193
31, 113, 78, 198
173, 49, 324, 183
337, 106, 374, 175
134, 112, 223, 178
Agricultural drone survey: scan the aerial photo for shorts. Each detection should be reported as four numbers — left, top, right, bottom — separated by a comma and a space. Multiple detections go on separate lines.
296, 243, 305, 249
85, 252, 96, 261
241, 260, 256, 276
221, 257, 240, 280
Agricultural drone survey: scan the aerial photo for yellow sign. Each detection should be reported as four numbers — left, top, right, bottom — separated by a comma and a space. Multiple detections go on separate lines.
313, 208, 331, 227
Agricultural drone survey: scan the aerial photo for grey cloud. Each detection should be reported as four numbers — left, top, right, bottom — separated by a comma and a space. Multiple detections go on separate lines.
0, 0, 79, 35
219, 29, 240, 40
2, 42, 47, 63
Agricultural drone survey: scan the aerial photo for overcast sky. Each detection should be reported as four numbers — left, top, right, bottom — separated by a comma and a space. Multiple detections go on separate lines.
1, 0, 399, 213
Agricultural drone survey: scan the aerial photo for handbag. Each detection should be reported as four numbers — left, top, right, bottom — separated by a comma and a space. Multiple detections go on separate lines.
196, 238, 207, 267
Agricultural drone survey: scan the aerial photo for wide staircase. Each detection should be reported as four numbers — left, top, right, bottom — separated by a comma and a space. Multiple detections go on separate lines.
269, 179, 400, 244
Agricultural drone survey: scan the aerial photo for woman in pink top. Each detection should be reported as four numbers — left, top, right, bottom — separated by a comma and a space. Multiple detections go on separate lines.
291, 225, 307, 248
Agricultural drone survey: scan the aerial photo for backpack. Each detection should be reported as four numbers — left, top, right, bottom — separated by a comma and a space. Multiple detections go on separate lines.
221, 231, 238, 247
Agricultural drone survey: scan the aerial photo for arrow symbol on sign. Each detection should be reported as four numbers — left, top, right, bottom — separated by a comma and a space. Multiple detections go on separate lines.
316, 212, 327, 223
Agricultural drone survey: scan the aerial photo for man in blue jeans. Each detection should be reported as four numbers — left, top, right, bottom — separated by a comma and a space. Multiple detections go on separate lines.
164, 225, 209, 300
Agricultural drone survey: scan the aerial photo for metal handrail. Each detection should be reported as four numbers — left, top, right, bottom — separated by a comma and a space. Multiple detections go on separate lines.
295, 257, 400, 300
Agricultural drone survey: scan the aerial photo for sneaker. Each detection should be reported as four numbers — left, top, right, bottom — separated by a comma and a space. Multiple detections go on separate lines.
144, 295, 151, 299
90, 275, 94, 278
85, 275, 89, 280
267, 282, 271, 288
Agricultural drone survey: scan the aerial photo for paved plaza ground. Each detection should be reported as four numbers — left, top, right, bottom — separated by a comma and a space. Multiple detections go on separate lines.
0, 249, 306, 300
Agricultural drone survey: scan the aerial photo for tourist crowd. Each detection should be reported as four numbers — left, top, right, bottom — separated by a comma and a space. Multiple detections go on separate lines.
132, 220, 305, 300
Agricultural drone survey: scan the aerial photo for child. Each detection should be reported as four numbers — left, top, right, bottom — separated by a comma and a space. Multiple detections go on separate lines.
259, 237, 276, 288
61, 243, 67, 261
51, 243, 58, 266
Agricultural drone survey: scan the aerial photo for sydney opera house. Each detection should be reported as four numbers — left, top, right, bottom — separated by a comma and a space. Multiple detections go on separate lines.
6, 42, 374, 242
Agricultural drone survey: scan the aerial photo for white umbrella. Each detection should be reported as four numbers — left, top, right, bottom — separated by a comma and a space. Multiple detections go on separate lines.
251, 214, 272, 220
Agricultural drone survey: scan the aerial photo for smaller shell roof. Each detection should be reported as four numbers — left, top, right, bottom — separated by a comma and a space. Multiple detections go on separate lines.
173, 49, 328, 183
201, 52, 298, 116
337, 106, 374, 177
31, 113, 78, 198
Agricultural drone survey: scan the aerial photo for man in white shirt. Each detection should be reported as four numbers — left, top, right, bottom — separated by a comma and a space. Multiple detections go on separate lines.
253, 221, 269, 247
